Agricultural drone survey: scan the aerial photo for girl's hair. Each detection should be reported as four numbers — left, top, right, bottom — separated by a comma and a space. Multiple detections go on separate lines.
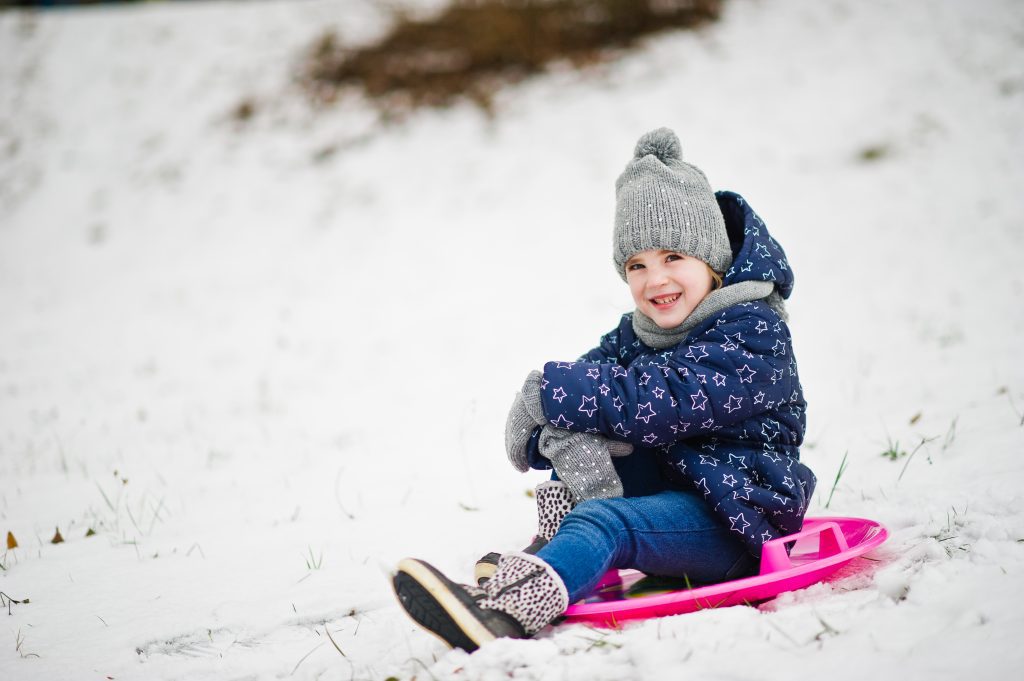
708, 264, 724, 290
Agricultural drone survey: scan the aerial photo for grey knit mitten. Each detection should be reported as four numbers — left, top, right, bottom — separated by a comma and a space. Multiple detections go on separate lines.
538, 426, 631, 502
504, 370, 547, 473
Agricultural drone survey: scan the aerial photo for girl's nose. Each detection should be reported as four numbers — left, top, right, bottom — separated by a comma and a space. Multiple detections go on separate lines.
648, 265, 669, 286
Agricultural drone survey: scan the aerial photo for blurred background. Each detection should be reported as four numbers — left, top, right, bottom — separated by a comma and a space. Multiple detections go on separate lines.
2, 1, 1023, 679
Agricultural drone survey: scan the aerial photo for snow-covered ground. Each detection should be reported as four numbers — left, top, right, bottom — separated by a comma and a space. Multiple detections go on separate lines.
1, 0, 1023, 678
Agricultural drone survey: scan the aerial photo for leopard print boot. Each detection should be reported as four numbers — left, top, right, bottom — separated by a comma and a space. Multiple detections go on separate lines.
474, 480, 575, 584
393, 553, 568, 652
477, 552, 569, 636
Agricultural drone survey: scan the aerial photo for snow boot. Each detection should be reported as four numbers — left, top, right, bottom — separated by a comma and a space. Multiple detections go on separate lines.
474, 480, 575, 584
393, 552, 569, 653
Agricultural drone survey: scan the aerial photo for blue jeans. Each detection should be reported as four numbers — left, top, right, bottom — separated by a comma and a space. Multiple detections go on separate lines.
535, 490, 756, 603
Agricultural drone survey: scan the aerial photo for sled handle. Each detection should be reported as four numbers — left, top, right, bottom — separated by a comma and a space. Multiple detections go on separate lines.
758, 521, 849, 574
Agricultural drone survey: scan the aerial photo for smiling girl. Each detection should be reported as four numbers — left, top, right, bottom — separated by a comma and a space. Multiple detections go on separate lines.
392, 128, 816, 652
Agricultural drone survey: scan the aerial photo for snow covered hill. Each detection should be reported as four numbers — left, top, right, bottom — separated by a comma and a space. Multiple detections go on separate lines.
1, 0, 1023, 679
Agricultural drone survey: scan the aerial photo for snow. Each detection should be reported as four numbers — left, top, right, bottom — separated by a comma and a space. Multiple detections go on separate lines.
1, 0, 1023, 678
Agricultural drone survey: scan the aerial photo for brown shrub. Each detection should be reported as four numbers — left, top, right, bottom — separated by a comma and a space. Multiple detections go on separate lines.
301, 0, 723, 111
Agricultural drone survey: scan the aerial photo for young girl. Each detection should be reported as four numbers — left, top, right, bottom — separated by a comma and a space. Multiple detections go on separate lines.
392, 128, 816, 652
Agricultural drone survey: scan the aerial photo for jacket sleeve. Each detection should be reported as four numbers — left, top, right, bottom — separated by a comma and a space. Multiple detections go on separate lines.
537, 307, 800, 449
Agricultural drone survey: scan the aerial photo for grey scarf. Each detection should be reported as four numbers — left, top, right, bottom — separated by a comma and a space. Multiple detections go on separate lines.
632, 281, 787, 350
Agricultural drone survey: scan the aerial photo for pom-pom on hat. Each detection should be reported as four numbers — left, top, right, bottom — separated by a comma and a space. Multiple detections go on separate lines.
613, 128, 731, 280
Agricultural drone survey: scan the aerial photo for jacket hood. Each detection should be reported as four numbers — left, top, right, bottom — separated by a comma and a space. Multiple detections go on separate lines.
716, 191, 795, 300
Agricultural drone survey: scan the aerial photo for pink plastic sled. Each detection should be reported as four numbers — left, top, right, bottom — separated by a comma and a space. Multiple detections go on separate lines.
562, 516, 888, 626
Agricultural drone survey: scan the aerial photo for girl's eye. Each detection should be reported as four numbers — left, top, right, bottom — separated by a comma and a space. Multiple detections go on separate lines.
627, 262, 645, 271
665, 253, 683, 263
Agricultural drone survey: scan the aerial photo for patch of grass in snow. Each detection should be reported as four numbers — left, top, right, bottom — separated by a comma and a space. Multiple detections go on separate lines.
304, 545, 324, 570
90, 470, 167, 545
998, 386, 1024, 426
14, 628, 39, 659
896, 434, 939, 483
879, 436, 907, 461
824, 450, 849, 510
1, 590, 30, 615
929, 505, 971, 557
299, 0, 724, 113
857, 144, 891, 163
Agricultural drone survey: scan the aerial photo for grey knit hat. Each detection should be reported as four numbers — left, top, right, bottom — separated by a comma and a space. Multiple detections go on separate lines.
613, 128, 731, 280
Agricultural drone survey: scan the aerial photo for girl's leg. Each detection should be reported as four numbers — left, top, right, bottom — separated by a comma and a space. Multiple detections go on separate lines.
536, 490, 755, 603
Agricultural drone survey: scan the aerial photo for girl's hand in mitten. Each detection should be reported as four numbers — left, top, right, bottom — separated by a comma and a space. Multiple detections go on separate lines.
538, 427, 625, 501
504, 371, 547, 472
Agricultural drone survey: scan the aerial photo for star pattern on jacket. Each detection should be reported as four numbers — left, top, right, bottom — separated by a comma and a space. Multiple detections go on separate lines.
528, 191, 815, 557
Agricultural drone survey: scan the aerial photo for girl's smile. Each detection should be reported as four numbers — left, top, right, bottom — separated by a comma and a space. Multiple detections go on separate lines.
625, 250, 716, 329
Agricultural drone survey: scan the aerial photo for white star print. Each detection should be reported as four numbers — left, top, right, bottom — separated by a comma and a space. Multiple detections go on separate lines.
701, 417, 715, 429
761, 530, 774, 543
724, 395, 743, 413
686, 345, 708, 362
598, 384, 610, 396
722, 474, 737, 487
586, 367, 600, 379
612, 422, 632, 437
729, 513, 751, 533
690, 391, 708, 411
635, 402, 657, 423
727, 454, 748, 470
612, 397, 624, 411
783, 476, 795, 489
771, 369, 784, 384
612, 365, 627, 378
578, 395, 598, 417
555, 362, 576, 369
736, 365, 756, 383
551, 414, 574, 428
642, 433, 658, 444
696, 478, 711, 497
652, 387, 665, 399
551, 387, 568, 403
753, 391, 765, 405
720, 332, 743, 351
772, 340, 787, 357
712, 373, 727, 387
638, 372, 651, 386
699, 454, 719, 467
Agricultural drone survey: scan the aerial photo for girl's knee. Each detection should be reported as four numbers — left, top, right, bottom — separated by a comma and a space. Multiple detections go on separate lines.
564, 498, 630, 533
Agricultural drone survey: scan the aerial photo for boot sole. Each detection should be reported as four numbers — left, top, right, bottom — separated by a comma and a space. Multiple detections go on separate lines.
393, 558, 496, 653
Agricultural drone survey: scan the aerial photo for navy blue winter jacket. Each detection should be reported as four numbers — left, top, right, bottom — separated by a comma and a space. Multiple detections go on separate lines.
532, 191, 816, 557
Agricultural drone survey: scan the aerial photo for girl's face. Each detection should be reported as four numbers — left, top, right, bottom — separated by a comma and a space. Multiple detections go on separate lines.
625, 249, 715, 329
